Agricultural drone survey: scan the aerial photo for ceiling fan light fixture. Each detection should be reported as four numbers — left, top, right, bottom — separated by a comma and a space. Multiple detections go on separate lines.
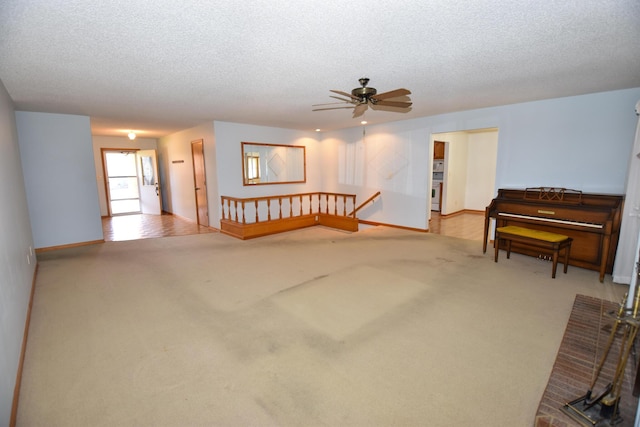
312, 78, 412, 120
351, 77, 377, 100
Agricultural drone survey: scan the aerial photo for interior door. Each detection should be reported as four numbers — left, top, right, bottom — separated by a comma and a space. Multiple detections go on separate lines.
136, 149, 162, 215
191, 139, 209, 226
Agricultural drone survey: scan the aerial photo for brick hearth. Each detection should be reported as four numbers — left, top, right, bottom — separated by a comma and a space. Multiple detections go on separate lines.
535, 294, 639, 427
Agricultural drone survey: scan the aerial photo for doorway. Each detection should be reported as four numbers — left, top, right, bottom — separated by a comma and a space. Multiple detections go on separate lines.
428, 128, 498, 217
431, 141, 446, 213
102, 148, 162, 216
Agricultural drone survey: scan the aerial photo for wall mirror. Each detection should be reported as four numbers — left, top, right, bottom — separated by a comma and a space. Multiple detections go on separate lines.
241, 142, 306, 185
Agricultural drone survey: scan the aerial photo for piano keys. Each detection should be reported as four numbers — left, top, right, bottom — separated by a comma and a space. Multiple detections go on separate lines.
483, 187, 624, 282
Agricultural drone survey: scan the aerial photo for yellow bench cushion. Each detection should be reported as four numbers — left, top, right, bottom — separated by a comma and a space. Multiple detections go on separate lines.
496, 225, 569, 243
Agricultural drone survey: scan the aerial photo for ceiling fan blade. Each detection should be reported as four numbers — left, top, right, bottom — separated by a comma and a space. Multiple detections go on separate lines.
352, 103, 368, 118
370, 103, 412, 113
387, 95, 411, 102
330, 90, 360, 101
330, 95, 357, 103
312, 101, 351, 107
312, 106, 356, 111
371, 88, 411, 100
374, 100, 412, 108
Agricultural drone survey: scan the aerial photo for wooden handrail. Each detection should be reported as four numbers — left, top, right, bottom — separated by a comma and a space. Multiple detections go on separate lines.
221, 191, 356, 205
350, 191, 381, 216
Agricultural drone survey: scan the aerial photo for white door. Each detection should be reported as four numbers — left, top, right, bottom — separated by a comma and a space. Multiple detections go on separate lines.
136, 149, 162, 215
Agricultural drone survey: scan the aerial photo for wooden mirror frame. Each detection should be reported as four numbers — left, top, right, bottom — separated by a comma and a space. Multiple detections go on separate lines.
241, 142, 306, 186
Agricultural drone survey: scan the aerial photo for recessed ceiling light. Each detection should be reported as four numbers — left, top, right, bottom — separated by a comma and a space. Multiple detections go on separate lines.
128, 131, 136, 140
361, 121, 367, 125
315, 128, 321, 132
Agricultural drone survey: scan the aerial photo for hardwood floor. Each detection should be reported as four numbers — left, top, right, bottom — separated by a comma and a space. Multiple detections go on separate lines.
102, 211, 485, 242
428, 210, 485, 241
102, 212, 216, 242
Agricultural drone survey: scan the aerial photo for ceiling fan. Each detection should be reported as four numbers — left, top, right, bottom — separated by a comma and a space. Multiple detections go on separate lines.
312, 78, 412, 118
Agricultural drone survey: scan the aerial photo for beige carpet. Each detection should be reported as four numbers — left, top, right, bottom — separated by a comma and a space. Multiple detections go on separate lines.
17, 226, 629, 426
273, 265, 427, 340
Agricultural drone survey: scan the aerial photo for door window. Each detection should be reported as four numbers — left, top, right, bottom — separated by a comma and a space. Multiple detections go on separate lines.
104, 151, 141, 215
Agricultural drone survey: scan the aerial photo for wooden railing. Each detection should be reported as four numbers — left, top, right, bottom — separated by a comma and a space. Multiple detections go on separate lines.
220, 192, 358, 239
350, 191, 381, 216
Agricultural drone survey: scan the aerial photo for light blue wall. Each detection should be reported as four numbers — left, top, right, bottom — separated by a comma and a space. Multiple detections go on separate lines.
491, 90, 638, 193
321, 88, 640, 229
16, 112, 103, 249
0, 81, 36, 427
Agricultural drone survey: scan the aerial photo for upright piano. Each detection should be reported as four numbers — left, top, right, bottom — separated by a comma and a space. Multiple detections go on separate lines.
483, 188, 624, 282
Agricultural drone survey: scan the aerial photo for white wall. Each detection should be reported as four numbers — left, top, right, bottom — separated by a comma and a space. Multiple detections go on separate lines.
158, 122, 218, 225
465, 131, 498, 210
212, 121, 321, 223
16, 112, 103, 249
321, 125, 430, 229
0, 80, 36, 427
437, 132, 470, 215
160, 121, 320, 229
92, 136, 158, 216
321, 88, 640, 230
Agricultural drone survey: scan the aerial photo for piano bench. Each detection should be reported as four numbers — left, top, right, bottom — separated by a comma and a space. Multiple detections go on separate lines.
494, 225, 573, 278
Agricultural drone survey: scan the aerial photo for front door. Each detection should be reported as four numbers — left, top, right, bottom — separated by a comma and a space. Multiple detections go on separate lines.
103, 149, 141, 216
136, 149, 162, 215
191, 139, 209, 226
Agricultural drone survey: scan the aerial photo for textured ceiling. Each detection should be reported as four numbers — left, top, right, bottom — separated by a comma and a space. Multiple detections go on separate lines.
1, 1, 639, 138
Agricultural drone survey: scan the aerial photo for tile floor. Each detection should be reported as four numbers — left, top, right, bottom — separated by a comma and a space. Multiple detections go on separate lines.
102, 212, 216, 242
102, 211, 485, 242
429, 211, 485, 241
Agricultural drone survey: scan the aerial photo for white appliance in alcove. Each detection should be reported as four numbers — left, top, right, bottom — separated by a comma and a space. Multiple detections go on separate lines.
432, 179, 443, 211
431, 160, 445, 211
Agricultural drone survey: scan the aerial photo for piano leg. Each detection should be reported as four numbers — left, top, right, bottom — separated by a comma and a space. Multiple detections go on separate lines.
552, 245, 559, 279
483, 214, 491, 253
599, 234, 611, 283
